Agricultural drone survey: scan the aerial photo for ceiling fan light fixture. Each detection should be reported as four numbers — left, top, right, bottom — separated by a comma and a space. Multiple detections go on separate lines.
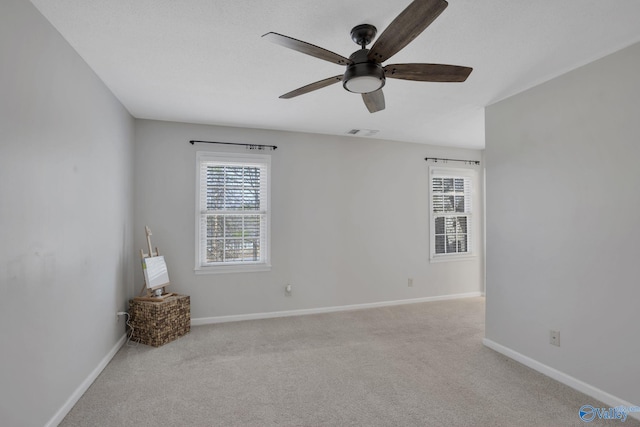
343, 55, 386, 94
344, 75, 384, 93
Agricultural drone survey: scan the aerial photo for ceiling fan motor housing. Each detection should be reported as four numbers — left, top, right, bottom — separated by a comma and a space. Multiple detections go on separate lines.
343, 49, 386, 94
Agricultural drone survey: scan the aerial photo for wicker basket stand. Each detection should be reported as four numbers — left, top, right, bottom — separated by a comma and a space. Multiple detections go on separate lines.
128, 294, 190, 347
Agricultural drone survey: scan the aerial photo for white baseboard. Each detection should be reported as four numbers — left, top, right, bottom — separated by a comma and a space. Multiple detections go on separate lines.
192, 292, 482, 326
45, 334, 127, 427
483, 338, 640, 422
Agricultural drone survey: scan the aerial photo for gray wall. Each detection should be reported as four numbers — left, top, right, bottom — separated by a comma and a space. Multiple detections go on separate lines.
0, 1, 135, 426
134, 120, 484, 320
485, 42, 640, 405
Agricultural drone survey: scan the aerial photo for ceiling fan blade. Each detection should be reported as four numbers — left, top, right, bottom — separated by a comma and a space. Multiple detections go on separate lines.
262, 32, 351, 66
362, 89, 385, 113
279, 75, 344, 99
384, 63, 472, 82
368, 0, 448, 63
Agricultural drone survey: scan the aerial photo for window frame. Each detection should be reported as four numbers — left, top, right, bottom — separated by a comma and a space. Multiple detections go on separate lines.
429, 166, 476, 262
195, 151, 271, 274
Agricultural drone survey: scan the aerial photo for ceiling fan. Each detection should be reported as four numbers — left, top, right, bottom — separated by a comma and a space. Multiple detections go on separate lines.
262, 0, 472, 113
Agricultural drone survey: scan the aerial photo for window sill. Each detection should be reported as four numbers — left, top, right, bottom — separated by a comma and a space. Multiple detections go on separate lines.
195, 263, 272, 275
430, 254, 476, 263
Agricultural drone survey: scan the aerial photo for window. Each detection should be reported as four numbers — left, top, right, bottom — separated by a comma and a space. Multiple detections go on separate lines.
430, 167, 475, 261
196, 152, 271, 273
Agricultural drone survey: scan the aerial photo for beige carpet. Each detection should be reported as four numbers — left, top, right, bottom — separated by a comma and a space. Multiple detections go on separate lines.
61, 297, 638, 426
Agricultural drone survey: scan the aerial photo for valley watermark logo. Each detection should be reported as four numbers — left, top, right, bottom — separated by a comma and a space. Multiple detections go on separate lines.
579, 405, 640, 423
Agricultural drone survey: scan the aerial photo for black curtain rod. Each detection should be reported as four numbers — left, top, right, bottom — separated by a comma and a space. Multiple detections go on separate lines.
425, 157, 480, 165
189, 140, 277, 151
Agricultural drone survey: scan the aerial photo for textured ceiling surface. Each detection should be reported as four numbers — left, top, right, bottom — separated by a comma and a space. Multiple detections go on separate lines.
29, 0, 640, 148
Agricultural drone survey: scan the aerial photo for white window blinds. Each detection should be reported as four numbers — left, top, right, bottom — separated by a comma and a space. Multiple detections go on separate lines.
430, 168, 474, 259
196, 152, 270, 272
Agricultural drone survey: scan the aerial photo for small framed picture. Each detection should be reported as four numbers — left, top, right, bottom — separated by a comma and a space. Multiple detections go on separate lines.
142, 256, 170, 291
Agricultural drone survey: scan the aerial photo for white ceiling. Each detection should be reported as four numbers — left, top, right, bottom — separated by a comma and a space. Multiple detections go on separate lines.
30, 0, 640, 149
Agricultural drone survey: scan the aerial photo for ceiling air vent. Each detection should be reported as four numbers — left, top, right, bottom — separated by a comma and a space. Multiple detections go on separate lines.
346, 129, 379, 137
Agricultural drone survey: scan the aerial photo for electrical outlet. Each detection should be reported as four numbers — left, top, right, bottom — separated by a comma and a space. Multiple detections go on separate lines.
408, 278, 413, 287
550, 330, 560, 347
